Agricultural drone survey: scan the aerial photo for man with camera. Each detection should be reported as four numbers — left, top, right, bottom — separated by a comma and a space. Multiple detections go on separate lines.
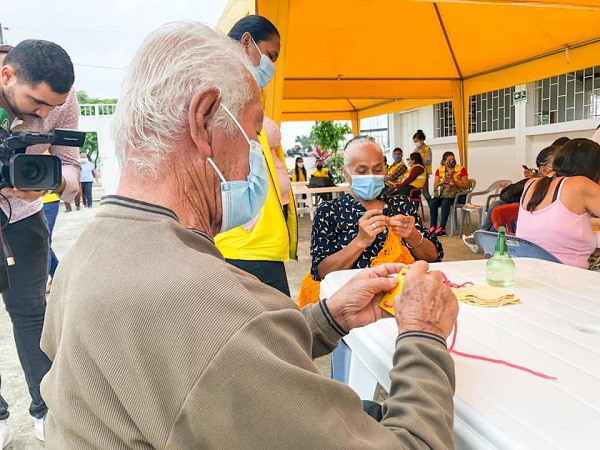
0, 40, 81, 446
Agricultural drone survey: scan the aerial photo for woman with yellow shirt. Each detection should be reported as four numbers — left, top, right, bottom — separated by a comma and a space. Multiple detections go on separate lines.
215, 15, 297, 296
413, 129, 433, 200
290, 157, 307, 182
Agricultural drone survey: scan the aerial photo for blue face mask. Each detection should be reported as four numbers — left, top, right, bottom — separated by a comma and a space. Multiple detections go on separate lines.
250, 38, 276, 89
447, 160, 457, 169
392, 155, 401, 163
207, 104, 269, 233
350, 175, 385, 201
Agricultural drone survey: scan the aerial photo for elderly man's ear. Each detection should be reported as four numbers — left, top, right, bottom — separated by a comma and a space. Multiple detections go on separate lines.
188, 87, 221, 158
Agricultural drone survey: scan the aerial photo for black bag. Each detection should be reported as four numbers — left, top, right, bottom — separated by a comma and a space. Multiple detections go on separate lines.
500, 178, 528, 204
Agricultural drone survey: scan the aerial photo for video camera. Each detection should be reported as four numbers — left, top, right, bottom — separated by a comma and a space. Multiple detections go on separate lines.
0, 128, 86, 191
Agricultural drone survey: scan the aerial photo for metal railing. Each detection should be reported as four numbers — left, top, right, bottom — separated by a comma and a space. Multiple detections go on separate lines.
79, 103, 116, 116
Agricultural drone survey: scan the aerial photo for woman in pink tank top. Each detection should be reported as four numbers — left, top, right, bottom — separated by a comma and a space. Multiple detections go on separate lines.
517, 138, 600, 269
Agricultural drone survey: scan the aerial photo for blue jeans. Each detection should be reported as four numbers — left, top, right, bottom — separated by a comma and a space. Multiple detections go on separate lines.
0, 210, 51, 420
428, 197, 454, 229
43, 200, 60, 278
481, 199, 506, 232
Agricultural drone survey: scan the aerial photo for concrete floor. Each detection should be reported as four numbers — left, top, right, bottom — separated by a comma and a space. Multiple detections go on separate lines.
1, 191, 482, 448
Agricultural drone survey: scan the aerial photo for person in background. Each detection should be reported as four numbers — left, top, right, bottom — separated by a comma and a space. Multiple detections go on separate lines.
79, 152, 98, 208
428, 151, 469, 236
42, 191, 60, 295
387, 152, 427, 196
0, 40, 80, 445
384, 147, 407, 190
298, 136, 442, 306
517, 138, 600, 270
63, 187, 81, 212
215, 14, 298, 297
591, 124, 600, 144
462, 145, 560, 253
40, 22, 458, 449
290, 156, 307, 182
310, 158, 333, 180
413, 129, 433, 200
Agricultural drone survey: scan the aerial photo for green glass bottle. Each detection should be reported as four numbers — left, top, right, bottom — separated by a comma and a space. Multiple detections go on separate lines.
486, 226, 515, 287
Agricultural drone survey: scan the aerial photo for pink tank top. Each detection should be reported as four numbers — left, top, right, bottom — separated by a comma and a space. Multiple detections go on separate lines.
517, 178, 596, 269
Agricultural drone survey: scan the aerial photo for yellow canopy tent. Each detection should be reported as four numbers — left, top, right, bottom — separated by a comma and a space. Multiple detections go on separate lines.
218, 0, 600, 165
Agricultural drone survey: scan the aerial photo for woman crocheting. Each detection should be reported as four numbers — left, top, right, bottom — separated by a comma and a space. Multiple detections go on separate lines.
298, 136, 443, 307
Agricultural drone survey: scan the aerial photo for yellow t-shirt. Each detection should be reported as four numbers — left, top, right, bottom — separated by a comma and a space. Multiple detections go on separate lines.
311, 168, 330, 178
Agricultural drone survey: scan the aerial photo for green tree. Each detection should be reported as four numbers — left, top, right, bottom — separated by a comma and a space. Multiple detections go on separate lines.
310, 121, 352, 181
294, 134, 314, 151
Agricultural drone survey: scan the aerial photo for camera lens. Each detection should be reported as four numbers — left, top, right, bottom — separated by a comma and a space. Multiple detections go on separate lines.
20, 160, 46, 183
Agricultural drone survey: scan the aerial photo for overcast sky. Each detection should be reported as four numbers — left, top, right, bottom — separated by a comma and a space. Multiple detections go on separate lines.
1, 0, 312, 148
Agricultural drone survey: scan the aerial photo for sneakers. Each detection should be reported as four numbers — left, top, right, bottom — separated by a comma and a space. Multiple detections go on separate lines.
34, 415, 45, 442
462, 233, 480, 253
0, 420, 11, 449
434, 227, 446, 236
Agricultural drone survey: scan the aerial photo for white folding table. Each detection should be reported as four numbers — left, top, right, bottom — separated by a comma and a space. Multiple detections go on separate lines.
320, 258, 600, 449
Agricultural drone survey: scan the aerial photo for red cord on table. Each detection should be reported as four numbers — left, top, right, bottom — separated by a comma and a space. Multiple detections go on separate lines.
440, 272, 557, 381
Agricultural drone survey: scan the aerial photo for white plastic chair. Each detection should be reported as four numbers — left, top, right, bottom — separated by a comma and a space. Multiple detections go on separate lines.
460, 179, 512, 235
448, 179, 476, 236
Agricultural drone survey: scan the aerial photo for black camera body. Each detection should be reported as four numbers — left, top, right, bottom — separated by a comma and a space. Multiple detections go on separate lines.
0, 128, 86, 191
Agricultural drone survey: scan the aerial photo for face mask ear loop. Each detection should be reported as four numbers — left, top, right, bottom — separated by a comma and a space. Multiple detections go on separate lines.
220, 104, 251, 145
206, 158, 226, 183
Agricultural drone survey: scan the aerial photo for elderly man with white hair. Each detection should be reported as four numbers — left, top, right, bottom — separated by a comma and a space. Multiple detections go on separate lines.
40, 22, 458, 449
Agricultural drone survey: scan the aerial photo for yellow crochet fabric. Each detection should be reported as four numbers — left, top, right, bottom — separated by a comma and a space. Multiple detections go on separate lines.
451, 284, 520, 307
297, 228, 415, 308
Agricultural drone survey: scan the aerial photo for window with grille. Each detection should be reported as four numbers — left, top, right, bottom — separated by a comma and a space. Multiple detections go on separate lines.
533, 66, 600, 125
360, 115, 390, 148
434, 101, 456, 137
434, 87, 515, 137
469, 87, 515, 133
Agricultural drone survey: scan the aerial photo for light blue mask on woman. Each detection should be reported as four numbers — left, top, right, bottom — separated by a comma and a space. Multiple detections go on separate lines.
250, 37, 276, 89
206, 104, 269, 233
351, 175, 385, 201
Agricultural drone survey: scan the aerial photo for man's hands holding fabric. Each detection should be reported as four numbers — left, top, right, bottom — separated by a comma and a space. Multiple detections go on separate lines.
356, 209, 388, 248
394, 261, 458, 339
326, 263, 404, 331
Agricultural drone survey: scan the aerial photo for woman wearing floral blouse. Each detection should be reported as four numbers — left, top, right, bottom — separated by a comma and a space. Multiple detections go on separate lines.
298, 136, 443, 307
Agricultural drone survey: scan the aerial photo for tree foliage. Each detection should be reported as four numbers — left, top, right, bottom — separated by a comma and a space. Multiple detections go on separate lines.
294, 134, 314, 151
310, 121, 351, 153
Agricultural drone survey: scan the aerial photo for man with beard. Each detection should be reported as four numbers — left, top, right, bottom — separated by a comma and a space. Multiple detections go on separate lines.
0, 40, 80, 446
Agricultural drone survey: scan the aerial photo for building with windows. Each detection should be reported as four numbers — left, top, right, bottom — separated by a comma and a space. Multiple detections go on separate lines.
361, 65, 600, 190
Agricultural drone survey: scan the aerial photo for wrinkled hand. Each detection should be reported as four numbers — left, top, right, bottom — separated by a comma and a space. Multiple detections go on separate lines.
389, 214, 416, 239
356, 209, 389, 248
2, 187, 48, 202
394, 261, 458, 339
326, 263, 405, 331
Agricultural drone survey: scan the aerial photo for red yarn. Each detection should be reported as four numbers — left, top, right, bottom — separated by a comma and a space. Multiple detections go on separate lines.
440, 272, 557, 381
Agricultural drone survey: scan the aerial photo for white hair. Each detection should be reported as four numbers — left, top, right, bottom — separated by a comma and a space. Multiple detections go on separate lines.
111, 21, 254, 176
343, 135, 382, 167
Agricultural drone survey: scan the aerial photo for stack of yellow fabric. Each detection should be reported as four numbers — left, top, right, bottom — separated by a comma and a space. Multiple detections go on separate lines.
451, 284, 520, 307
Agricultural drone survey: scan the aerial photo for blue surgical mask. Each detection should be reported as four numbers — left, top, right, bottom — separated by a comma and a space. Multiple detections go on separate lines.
447, 160, 456, 169
351, 175, 385, 201
207, 104, 269, 233
392, 155, 401, 163
250, 38, 275, 89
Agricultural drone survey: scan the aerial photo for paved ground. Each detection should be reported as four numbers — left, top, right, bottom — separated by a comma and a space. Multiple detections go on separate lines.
1, 188, 482, 448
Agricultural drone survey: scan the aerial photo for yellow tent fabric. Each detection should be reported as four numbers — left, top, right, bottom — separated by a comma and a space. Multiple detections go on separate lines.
218, 0, 600, 166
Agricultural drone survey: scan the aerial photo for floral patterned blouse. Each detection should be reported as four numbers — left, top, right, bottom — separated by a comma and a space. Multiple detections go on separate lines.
310, 193, 443, 280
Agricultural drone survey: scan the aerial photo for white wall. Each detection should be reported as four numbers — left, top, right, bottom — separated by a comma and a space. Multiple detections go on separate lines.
79, 115, 120, 196
389, 93, 600, 192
